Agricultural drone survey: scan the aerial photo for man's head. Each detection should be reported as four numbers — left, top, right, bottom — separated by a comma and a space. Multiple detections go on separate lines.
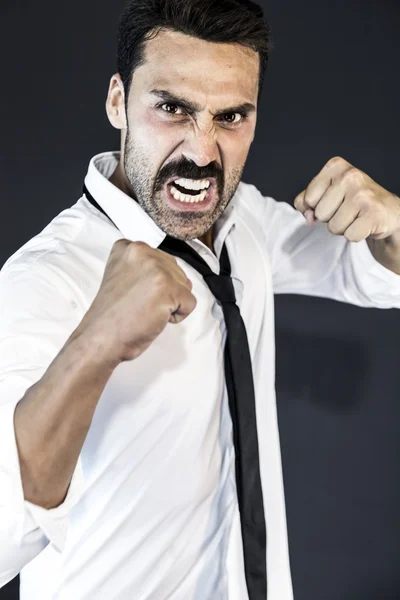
106, 0, 271, 243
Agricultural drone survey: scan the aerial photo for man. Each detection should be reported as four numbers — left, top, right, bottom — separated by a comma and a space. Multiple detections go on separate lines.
0, 0, 399, 598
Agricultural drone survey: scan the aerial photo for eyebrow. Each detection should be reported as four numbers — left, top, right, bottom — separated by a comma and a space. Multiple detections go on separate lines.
149, 89, 256, 116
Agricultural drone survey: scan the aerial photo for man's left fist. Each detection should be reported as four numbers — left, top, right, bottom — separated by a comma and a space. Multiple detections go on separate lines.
294, 156, 400, 242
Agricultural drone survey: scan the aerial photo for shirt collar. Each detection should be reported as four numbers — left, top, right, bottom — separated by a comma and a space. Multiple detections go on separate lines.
84, 151, 237, 254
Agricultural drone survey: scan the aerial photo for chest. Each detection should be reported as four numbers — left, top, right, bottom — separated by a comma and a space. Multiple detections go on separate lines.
80, 227, 270, 483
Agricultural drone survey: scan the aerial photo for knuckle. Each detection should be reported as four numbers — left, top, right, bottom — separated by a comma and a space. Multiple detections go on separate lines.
129, 242, 156, 267
112, 238, 130, 253
344, 168, 364, 187
151, 268, 170, 291
327, 156, 345, 169
130, 241, 151, 256
358, 189, 376, 207
144, 253, 161, 270
113, 239, 150, 262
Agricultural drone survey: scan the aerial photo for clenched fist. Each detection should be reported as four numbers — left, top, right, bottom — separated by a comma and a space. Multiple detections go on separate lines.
294, 156, 400, 242
76, 239, 197, 364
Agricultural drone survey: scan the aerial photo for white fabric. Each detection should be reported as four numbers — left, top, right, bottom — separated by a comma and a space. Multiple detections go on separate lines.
0, 151, 399, 600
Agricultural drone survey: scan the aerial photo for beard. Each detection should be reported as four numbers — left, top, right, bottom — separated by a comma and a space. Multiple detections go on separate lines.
123, 127, 244, 241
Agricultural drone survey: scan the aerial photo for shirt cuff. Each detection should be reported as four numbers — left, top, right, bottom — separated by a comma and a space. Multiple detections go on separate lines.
348, 239, 400, 308
0, 389, 84, 554
24, 457, 84, 553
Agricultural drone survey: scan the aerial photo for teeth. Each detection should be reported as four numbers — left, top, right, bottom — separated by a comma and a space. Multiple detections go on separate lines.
170, 185, 208, 203
175, 178, 210, 191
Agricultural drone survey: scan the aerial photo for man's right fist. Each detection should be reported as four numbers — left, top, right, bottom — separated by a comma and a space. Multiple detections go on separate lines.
76, 239, 197, 364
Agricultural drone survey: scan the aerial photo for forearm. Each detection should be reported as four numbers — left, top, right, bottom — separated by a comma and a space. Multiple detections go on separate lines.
14, 331, 117, 510
367, 228, 400, 275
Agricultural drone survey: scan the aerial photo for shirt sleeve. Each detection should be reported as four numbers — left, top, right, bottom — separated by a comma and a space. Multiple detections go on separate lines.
0, 261, 85, 587
256, 189, 400, 308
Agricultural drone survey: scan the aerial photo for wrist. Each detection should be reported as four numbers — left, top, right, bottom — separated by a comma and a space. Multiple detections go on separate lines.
67, 326, 122, 374
367, 229, 400, 275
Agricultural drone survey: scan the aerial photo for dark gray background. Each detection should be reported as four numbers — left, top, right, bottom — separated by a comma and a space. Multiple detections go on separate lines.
1, 0, 399, 598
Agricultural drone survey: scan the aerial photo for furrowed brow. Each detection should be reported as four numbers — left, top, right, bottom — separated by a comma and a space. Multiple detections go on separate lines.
213, 102, 256, 116
149, 89, 202, 113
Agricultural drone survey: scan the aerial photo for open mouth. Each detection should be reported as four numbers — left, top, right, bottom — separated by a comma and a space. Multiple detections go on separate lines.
165, 177, 217, 211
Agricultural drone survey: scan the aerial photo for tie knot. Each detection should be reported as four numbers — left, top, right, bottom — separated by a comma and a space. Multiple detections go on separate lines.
203, 273, 236, 304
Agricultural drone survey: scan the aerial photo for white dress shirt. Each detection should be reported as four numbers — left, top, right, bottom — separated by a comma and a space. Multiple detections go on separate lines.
0, 152, 399, 600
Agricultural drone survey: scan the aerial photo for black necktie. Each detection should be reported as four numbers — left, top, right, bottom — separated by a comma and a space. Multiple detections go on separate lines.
83, 185, 267, 599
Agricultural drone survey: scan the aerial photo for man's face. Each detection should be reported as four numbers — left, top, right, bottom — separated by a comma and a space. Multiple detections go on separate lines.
120, 29, 259, 241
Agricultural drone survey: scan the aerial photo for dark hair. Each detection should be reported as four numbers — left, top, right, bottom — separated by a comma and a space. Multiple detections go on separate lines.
117, 0, 272, 101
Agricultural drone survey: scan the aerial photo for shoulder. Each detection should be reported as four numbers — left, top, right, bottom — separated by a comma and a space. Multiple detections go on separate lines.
4, 198, 114, 270
0, 197, 117, 318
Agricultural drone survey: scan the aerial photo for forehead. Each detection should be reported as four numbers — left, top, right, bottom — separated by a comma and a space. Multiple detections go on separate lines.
132, 29, 259, 105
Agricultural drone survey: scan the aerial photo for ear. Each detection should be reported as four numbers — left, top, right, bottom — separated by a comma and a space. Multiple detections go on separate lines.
105, 73, 127, 130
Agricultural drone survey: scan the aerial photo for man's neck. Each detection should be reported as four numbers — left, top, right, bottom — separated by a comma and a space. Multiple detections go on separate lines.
109, 163, 131, 196
199, 230, 214, 251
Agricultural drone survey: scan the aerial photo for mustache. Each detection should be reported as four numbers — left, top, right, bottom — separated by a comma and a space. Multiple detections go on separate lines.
154, 159, 224, 192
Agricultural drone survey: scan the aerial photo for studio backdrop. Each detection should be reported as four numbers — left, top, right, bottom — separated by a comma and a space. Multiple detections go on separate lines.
1, 0, 399, 599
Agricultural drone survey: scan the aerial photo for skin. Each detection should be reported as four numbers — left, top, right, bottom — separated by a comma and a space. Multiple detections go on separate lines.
294, 157, 400, 274
106, 29, 260, 250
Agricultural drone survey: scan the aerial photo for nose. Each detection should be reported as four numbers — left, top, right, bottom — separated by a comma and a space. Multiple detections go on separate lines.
181, 126, 220, 168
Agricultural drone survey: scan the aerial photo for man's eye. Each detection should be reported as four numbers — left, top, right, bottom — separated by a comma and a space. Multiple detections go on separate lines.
221, 112, 245, 125
160, 103, 184, 115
